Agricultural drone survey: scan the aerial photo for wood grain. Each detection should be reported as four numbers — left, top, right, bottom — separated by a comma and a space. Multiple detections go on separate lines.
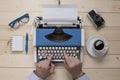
0, 41, 34, 55
0, 68, 120, 80
0, 0, 120, 80
0, 41, 120, 55
0, 13, 120, 27
0, 54, 120, 68
0, 0, 119, 12
0, 28, 120, 41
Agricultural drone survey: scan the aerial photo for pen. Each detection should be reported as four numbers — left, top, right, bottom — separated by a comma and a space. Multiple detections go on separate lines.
25, 33, 29, 54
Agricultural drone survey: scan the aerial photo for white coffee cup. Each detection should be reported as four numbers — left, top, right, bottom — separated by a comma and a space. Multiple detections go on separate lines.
92, 39, 106, 56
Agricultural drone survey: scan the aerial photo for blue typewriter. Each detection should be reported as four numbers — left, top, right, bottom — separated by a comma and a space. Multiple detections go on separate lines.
33, 5, 84, 63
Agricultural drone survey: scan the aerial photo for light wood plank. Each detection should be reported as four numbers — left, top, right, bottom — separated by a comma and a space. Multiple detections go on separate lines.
83, 55, 120, 69
1, 24, 120, 30
84, 25, 120, 30
0, 68, 72, 80
0, 54, 35, 68
0, 28, 120, 41
0, 41, 120, 55
0, 28, 32, 41
85, 29, 120, 41
0, 0, 120, 80
0, 68, 120, 80
62, 0, 120, 13
103, 41, 120, 55
80, 13, 120, 27
0, 12, 120, 27
0, 68, 33, 80
84, 69, 120, 80
0, 0, 120, 12
0, 41, 34, 55
85, 41, 120, 55
0, 54, 120, 68
0, 0, 57, 12
0, 12, 41, 27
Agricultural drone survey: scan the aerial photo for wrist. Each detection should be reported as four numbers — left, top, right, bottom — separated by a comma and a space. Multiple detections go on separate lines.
73, 72, 85, 79
34, 70, 46, 79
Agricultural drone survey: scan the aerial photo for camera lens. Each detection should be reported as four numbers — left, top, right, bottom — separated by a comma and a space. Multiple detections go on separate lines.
94, 14, 101, 22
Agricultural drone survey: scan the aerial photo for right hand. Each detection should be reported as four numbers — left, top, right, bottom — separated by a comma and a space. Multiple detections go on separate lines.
64, 53, 84, 79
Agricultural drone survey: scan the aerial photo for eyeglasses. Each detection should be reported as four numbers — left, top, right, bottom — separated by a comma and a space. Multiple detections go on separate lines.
9, 13, 29, 29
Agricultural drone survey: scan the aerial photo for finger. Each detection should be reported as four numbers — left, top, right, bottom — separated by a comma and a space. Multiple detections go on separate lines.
74, 57, 81, 63
50, 63, 55, 73
36, 61, 43, 68
71, 57, 81, 68
64, 59, 67, 68
64, 53, 68, 63
40, 54, 53, 69
67, 58, 73, 67
64, 52, 68, 59
70, 56, 75, 63
68, 56, 75, 66
64, 53, 70, 63
73, 57, 82, 66
46, 54, 53, 64
71, 56, 77, 64
65, 58, 71, 66
39, 60, 50, 70
48, 54, 53, 60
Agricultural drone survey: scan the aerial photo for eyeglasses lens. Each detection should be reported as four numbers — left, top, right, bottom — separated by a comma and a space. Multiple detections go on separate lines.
20, 17, 29, 23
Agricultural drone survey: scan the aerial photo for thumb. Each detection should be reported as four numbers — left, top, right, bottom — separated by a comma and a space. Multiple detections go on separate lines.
49, 63, 55, 74
64, 53, 69, 69
64, 60, 68, 69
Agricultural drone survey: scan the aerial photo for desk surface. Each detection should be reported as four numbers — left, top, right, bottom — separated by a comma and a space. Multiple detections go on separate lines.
0, 0, 120, 80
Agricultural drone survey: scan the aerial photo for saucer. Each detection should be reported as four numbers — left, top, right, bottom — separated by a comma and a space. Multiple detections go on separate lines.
86, 36, 108, 58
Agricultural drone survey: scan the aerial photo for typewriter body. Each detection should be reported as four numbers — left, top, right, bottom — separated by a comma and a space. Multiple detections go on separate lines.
33, 5, 84, 63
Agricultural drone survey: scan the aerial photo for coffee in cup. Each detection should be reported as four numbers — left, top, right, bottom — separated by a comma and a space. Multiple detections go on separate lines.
93, 39, 105, 56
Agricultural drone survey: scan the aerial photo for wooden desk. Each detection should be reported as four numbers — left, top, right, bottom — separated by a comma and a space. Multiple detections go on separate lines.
0, 0, 120, 80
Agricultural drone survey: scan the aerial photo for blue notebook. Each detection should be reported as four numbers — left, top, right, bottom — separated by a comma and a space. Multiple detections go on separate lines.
36, 28, 82, 46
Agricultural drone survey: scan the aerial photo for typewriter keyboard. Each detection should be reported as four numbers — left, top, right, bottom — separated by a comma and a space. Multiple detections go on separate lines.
36, 46, 81, 62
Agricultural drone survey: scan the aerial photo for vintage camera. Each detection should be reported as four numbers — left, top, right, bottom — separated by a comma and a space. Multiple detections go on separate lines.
87, 9, 105, 28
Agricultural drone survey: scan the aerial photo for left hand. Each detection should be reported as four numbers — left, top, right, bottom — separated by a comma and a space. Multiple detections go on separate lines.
35, 55, 55, 79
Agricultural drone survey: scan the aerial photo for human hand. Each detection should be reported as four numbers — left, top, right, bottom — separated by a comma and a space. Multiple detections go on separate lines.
64, 53, 84, 79
35, 55, 55, 79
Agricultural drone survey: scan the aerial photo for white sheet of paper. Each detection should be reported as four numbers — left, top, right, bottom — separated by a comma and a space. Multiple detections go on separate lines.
42, 5, 78, 25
